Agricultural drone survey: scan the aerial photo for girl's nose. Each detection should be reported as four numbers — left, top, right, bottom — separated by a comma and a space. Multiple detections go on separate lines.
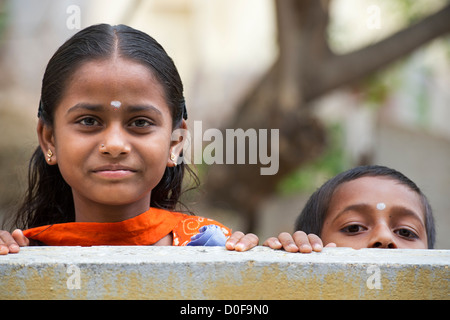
99, 126, 131, 157
368, 224, 398, 249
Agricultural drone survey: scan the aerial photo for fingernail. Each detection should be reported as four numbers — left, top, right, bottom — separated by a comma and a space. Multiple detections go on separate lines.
9, 244, 19, 251
300, 244, 312, 252
286, 244, 298, 252
226, 241, 235, 249
313, 244, 322, 251
235, 243, 245, 251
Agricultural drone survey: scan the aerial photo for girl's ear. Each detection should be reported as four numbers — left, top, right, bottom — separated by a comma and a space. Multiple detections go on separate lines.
37, 119, 57, 165
167, 119, 188, 167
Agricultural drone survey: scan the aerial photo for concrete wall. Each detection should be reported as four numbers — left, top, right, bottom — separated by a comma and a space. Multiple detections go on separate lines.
1, 246, 448, 300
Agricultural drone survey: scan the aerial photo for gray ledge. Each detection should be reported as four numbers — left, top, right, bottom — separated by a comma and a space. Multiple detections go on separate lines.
1, 246, 449, 299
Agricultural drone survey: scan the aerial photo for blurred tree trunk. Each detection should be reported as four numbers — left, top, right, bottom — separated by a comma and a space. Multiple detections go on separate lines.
203, 0, 450, 232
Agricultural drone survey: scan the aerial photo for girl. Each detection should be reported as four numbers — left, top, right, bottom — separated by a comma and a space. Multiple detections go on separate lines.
0, 24, 257, 254
263, 165, 435, 252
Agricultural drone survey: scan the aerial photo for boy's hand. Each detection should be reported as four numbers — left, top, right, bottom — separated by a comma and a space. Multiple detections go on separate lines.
0, 229, 30, 255
263, 231, 336, 253
226, 231, 259, 252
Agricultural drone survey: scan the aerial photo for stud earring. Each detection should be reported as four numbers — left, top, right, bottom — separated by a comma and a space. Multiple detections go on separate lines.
170, 153, 177, 166
46, 149, 53, 162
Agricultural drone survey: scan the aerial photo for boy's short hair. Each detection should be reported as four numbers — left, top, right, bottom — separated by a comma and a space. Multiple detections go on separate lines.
294, 165, 435, 248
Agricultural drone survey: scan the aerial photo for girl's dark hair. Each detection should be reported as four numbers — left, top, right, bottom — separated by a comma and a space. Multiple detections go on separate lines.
294, 165, 435, 249
10, 24, 197, 230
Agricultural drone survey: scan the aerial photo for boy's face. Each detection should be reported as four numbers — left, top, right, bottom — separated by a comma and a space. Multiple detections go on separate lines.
320, 176, 428, 249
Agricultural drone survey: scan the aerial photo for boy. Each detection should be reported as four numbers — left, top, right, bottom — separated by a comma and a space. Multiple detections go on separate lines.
264, 165, 435, 252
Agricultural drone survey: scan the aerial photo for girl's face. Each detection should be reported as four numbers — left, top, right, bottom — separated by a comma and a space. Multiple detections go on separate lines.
39, 57, 183, 222
320, 176, 428, 249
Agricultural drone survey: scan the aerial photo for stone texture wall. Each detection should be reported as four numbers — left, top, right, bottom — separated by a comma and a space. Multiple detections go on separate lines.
1, 246, 448, 300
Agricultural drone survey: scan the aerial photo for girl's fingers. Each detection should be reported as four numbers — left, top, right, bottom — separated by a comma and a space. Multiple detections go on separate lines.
0, 238, 9, 255
225, 231, 244, 250
0, 230, 20, 255
236, 233, 259, 252
12, 229, 30, 247
226, 232, 259, 251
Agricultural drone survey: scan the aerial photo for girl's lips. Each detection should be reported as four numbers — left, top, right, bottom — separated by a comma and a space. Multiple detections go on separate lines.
92, 164, 136, 171
93, 169, 136, 179
92, 165, 137, 179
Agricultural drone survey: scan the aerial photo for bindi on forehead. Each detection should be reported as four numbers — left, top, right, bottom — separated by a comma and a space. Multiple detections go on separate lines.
110, 100, 121, 110
376, 202, 386, 210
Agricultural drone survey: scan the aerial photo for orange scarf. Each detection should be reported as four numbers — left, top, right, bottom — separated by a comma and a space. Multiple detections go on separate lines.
23, 207, 231, 246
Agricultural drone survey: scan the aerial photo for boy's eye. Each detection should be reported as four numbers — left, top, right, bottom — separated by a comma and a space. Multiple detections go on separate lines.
395, 228, 418, 239
341, 224, 366, 234
79, 117, 100, 126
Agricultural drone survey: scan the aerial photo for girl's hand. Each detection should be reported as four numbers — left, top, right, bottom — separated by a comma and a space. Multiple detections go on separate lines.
0, 229, 30, 255
263, 231, 336, 253
225, 231, 259, 252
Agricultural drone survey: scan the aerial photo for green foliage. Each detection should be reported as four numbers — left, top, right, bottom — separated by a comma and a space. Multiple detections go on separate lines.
277, 123, 347, 195
393, 0, 448, 24
0, 0, 9, 45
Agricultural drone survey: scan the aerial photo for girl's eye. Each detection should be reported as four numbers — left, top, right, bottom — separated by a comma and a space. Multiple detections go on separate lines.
341, 224, 366, 234
130, 119, 152, 128
396, 228, 418, 239
79, 117, 100, 126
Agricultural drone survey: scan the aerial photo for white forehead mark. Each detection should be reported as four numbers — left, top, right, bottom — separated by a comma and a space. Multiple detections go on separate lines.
110, 100, 121, 110
376, 202, 386, 210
